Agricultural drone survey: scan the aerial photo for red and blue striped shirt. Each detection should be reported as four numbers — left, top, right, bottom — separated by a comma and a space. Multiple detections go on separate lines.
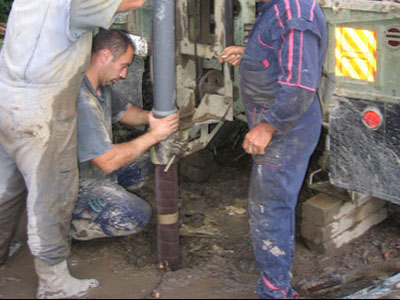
241, 0, 328, 133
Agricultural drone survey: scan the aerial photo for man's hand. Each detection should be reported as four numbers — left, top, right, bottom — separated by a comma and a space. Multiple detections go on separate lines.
0, 24, 6, 36
243, 123, 276, 155
219, 46, 245, 66
148, 112, 179, 142
117, 0, 146, 13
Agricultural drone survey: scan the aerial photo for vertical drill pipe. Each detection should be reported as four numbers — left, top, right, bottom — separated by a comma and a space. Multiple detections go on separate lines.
225, 0, 234, 47
152, 0, 177, 117
155, 163, 179, 270
225, 0, 234, 79
152, 0, 180, 270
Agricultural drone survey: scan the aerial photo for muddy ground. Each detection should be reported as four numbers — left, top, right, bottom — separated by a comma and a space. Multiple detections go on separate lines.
1, 136, 400, 299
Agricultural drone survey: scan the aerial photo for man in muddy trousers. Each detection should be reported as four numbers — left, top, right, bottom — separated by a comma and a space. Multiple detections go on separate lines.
0, 0, 147, 299
71, 29, 179, 241
220, 0, 328, 298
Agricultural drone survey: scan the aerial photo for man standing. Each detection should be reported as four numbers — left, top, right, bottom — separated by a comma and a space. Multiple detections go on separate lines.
71, 29, 179, 241
220, 0, 328, 298
0, 1, 146, 299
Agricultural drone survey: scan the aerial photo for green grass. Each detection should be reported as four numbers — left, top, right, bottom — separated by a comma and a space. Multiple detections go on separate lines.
0, 0, 13, 23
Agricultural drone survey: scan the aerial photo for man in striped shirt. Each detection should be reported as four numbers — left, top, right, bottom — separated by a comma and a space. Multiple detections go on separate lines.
220, 0, 328, 298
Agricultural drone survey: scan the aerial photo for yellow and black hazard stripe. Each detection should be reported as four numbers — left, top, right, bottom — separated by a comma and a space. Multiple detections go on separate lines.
335, 27, 377, 82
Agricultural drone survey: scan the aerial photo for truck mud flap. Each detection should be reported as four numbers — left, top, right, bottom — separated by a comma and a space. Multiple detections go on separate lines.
329, 96, 400, 204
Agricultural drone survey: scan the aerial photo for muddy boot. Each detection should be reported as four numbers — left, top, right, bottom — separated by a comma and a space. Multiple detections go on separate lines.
34, 258, 99, 299
71, 219, 108, 241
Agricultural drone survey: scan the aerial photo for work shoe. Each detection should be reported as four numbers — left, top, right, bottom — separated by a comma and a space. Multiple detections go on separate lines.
71, 219, 108, 241
34, 258, 99, 299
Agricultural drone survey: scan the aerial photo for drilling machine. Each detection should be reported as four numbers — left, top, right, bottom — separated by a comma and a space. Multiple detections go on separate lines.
122, 0, 400, 202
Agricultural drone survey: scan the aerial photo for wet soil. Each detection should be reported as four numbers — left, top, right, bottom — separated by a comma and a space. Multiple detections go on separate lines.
1, 146, 400, 299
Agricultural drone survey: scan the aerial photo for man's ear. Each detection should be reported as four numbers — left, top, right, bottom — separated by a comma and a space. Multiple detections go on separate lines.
100, 49, 114, 64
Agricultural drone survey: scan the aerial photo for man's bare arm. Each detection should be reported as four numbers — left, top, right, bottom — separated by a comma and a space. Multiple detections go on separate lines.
92, 132, 157, 174
117, 0, 146, 12
0, 24, 6, 36
92, 113, 179, 174
119, 106, 151, 127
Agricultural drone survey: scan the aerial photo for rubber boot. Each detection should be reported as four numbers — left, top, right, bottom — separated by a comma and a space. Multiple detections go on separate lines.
34, 258, 99, 299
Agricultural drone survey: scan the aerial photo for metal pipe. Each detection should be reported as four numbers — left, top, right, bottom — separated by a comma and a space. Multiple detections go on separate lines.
225, 0, 234, 47
155, 163, 179, 271
225, 0, 234, 80
152, 0, 180, 271
152, 0, 177, 117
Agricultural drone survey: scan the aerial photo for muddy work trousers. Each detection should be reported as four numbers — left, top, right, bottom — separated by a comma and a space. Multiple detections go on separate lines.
248, 100, 322, 299
0, 84, 80, 266
71, 175, 152, 241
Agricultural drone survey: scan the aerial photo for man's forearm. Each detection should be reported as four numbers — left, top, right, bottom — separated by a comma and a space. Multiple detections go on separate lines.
120, 106, 150, 126
263, 87, 315, 134
0, 24, 6, 36
92, 111, 179, 174
117, 0, 146, 12
92, 132, 157, 174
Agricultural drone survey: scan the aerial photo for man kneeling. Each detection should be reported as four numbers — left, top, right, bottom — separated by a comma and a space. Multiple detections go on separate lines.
72, 29, 179, 240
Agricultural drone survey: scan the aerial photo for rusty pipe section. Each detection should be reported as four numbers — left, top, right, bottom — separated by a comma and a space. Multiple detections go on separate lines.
155, 163, 179, 270
152, 0, 180, 271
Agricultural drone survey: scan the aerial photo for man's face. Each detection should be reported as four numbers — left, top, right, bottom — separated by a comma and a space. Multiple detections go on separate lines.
101, 46, 134, 87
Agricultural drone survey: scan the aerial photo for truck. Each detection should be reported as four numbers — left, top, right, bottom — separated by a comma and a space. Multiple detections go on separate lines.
113, 0, 400, 206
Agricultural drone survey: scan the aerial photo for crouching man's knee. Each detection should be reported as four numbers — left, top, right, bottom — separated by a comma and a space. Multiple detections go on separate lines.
71, 187, 152, 241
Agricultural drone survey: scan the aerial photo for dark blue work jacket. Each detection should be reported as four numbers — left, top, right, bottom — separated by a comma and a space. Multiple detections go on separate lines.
240, 0, 328, 134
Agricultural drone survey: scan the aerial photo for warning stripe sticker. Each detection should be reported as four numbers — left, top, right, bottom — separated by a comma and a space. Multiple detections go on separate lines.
335, 27, 377, 82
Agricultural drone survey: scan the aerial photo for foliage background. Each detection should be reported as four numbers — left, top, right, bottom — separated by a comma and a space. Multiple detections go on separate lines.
0, 0, 13, 23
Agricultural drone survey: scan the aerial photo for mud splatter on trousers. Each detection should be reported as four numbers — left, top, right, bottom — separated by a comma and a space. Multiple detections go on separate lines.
0, 78, 82, 265
71, 166, 152, 240
247, 99, 322, 299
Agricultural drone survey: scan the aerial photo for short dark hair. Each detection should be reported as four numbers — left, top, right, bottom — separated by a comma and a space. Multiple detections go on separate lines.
92, 29, 134, 60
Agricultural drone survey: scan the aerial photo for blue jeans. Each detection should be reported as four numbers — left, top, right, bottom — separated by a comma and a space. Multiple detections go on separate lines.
72, 163, 152, 240
116, 155, 153, 190
247, 99, 322, 299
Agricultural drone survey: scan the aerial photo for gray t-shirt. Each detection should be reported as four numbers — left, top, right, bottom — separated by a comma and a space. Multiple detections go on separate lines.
77, 76, 131, 179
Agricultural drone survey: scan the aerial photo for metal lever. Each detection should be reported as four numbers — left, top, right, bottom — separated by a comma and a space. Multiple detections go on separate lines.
163, 140, 188, 173
164, 155, 177, 173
